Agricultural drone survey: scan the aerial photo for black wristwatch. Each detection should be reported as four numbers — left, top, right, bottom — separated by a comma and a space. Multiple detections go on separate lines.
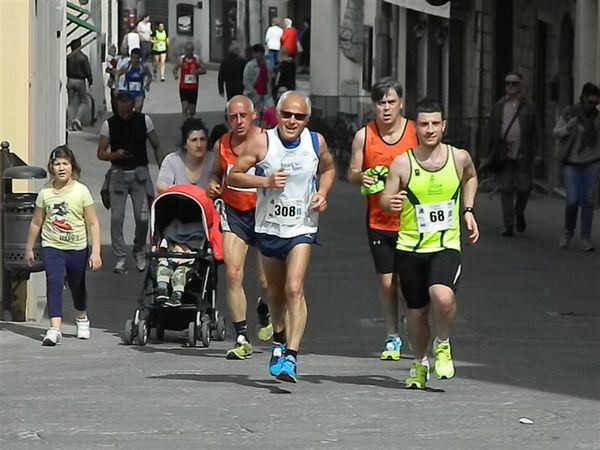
463, 206, 475, 215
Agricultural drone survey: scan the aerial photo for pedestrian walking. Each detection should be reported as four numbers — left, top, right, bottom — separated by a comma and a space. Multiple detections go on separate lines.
280, 18, 298, 58
218, 42, 246, 100
173, 42, 206, 119
553, 82, 600, 251
136, 14, 152, 62
66, 38, 93, 131
380, 98, 479, 389
242, 44, 269, 122
273, 47, 296, 91
207, 95, 274, 360
25, 146, 102, 346
485, 72, 541, 237
298, 18, 311, 73
96, 92, 164, 274
121, 24, 140, 55
264, 17, 283, 69
228, 91, 336, 383
348, 77, 418, 361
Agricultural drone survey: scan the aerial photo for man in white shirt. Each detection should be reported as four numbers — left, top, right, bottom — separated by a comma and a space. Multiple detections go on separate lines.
264, 17, 283, 69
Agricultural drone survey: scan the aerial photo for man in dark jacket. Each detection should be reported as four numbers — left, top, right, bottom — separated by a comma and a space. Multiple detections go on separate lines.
66, 38, 93, 131
218, 43, 246, 100
485, 72, 541, 236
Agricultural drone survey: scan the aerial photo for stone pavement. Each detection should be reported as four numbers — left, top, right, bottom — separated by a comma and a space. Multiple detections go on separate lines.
0, 67, 599, 449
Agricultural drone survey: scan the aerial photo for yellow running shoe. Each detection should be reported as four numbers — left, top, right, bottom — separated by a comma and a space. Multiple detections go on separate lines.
226, 337, 253, 360
380, 336, 402, 361
257, 322, 274, 342
433, 341, 455, 379
405, 361, 429, 389
256, 297, 273, 341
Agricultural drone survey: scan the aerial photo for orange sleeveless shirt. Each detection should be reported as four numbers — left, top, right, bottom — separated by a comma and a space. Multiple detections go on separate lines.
362, 119, 418, 231
219, 132, 257, 212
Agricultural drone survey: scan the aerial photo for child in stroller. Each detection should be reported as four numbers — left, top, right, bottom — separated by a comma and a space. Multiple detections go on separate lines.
155, 217, 205, 307
122, 184, 224, 347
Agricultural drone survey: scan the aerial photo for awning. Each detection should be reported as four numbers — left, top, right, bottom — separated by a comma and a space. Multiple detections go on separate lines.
384, 0, 450, 19
66, 1, 99, 48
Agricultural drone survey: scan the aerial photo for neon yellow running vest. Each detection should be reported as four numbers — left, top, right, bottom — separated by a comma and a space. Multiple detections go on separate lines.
152, 30, 168, 52
397, 145, 461, 253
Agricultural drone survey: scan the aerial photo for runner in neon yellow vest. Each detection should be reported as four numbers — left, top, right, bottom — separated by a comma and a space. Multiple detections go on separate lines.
380, 98, 479, 390
151, 22, 169, 81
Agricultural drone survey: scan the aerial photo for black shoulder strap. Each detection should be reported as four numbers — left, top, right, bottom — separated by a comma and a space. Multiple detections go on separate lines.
502, 103, 523, 140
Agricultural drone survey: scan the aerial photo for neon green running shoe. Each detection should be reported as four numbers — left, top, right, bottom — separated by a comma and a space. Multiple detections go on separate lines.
257, 322, 274, 342
433, 341, 455, 379
380, 336, 402, 361
226, 337, 253, 360
405, 361, 429, 389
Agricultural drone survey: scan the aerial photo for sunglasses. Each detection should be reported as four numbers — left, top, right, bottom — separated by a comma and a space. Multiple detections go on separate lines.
505, 81, 521, 86
280, 110, 309, 121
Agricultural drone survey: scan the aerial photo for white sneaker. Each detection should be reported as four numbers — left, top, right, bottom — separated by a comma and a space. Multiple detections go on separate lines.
42, 328, 62, 346
581, 239, 595, 252
113, 258, 127, 274
559, 232, 572, 248
134, 251, 147, 271
76, 317, 91, 339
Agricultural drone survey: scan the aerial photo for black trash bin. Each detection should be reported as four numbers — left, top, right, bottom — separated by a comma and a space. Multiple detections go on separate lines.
3, 192, 44, 274
1, 141, 47, 320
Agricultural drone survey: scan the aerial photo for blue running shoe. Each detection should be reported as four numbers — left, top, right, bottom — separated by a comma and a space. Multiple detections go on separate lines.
269, 343, 286, 377
380, 336, 402, 361
276, 355, 297, 383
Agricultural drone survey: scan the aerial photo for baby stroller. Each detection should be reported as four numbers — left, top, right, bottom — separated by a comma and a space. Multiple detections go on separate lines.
122, 185, 225, 347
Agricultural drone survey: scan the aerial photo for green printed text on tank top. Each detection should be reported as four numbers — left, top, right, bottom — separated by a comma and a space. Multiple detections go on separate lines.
397, 146, 462, 253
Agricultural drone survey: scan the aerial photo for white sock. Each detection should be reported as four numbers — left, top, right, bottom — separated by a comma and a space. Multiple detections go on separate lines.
434, 337, 450, 347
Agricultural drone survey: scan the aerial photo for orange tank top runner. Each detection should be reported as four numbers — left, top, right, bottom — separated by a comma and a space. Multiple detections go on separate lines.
219, 132, 257, 212
362, 120, 418, 231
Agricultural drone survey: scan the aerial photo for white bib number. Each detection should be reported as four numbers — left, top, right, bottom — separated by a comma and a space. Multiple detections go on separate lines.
184, 73, 197, 84
267, 199, 303, 226
225, 164, 256, 192
128, 81, 142, 91
416, 200, 455, 233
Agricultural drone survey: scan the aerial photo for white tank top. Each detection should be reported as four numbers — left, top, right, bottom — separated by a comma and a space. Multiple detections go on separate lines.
255, 128, 320, 237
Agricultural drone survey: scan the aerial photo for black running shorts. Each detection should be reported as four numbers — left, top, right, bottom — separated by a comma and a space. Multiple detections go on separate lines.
179, 88, 198, 104
395, 249, 462, 309
367, 227, 398, 274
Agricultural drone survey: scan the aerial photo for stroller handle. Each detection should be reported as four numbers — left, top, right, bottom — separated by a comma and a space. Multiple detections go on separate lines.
150, 249, 213, 262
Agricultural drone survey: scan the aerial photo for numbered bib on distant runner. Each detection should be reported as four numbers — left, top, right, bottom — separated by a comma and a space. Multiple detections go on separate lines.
267, 199, 304, 226
226, 164, 256, 192
184, 74, 197, 84
128, 81, 142, 91
155, 42, 167, 52
416, 200, 454, 233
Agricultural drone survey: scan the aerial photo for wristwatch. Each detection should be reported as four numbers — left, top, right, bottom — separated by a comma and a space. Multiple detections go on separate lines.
463, 206, 475, 215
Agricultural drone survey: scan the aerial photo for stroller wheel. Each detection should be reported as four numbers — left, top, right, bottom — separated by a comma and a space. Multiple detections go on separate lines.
135, 320, 148, 346
188, 321, 197, 347
122, 319, 134, 345
155, 319, 165, 342
201, 320, 211, 347
216, 314, 226, 341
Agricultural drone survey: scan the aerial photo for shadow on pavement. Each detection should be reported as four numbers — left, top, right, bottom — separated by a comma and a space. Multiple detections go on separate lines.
149, 373, 292, 394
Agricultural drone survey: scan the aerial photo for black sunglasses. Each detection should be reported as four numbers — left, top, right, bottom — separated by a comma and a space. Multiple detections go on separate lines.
280, 110, 309, 121
505, 81, 521, 86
